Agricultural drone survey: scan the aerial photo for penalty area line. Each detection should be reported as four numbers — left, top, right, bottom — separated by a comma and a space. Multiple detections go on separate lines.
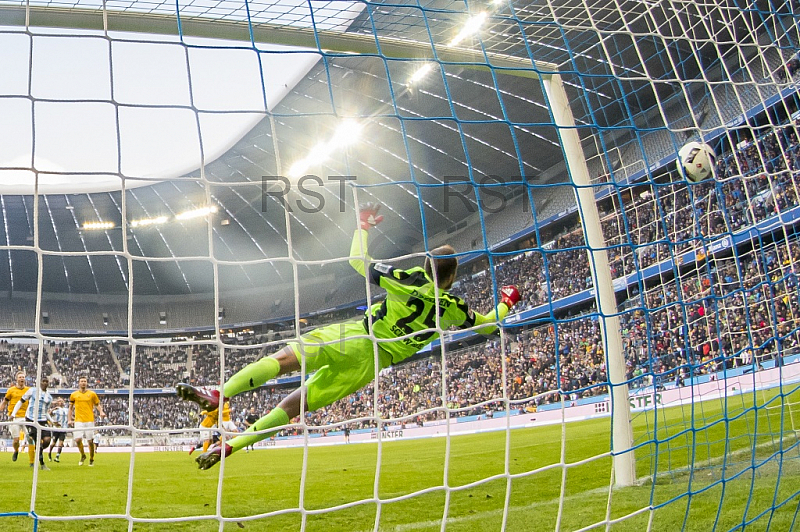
377, 485, 614, 532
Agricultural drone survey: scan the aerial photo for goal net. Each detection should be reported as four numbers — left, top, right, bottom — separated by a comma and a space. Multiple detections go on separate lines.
1, 0, 800, 530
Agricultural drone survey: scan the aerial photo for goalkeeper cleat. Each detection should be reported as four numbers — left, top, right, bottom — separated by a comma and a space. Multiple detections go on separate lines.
54, 455, 60, 463
176, 383, 220, 411
195, 443, 232, 470
79, 455, 86, 466
40, 464, 50, 471
89, 460, 94, 467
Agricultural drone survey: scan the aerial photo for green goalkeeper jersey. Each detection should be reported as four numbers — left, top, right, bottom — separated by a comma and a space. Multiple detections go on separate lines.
349, 229, 509, 365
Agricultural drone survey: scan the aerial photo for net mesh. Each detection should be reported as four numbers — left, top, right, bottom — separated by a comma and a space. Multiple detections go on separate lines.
1, 0, 800, 531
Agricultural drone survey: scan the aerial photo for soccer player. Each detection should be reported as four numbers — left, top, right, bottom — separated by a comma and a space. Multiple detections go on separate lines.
68, 376, 106, 466
12, 376, 53, 470
191, 400, 236, 455
178, 203, 521, 469
189, 430, 220, 456
0, 371, 30, 463
219, 401, 238, 435
191, 407, 217, 455
48, 397, 69, 462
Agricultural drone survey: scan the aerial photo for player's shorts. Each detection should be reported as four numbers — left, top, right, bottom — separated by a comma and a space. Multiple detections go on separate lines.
73, 421, 95, 440
220, 420, 238, 433
50, 429, 67, 443
8, 416, 26, 439
25, 419, 52, 445
287, 320, 392, 411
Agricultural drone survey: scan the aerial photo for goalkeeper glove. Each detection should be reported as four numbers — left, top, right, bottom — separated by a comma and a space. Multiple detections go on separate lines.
359, 203, 384, 230
500, 285, 521, 309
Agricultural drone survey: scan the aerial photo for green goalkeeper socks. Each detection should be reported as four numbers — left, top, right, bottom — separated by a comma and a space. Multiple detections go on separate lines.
223, 356, 281, 398
228, 407, 290, 453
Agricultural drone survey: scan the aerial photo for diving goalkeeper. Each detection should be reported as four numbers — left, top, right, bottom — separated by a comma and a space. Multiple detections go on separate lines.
177, 203, 521, 469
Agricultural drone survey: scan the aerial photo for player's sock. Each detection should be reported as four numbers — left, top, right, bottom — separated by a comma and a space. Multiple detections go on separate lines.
28, 446, 36, 465
203, 440, 211, 452
228, 407, 290, 454
223, 357, 280, 398
77, 440, 85, 456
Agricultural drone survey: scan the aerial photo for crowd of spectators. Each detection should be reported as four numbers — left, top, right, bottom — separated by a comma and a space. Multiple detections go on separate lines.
50, 342, 120, 388
0, 342, 41, 383
3, 120, 800, 439
451, 122, 800, 314
122, 346, 190, 389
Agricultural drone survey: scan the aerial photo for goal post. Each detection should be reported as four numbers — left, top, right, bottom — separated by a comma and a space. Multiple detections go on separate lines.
543, 73, 636, 488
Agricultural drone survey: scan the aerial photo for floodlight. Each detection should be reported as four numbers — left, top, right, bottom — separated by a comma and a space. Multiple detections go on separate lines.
449, 12, 488, 47
407, 63, 435, 86
287, 120, 363, 178
332, 120, 363, 146
175, 206, 218, 220
83, 221, 115, 230
130, 216, 168, 228
287, 159, 311, 179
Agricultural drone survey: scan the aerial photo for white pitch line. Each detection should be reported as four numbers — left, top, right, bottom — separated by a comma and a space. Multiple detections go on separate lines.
387, 485, 614, 532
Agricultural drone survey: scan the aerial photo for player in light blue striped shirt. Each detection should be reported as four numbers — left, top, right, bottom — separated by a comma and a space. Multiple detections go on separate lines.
48, 398, 69, 462
12, 377, 54, 470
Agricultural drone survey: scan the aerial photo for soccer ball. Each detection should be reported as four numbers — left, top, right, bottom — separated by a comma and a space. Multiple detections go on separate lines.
677, 141, 716, 182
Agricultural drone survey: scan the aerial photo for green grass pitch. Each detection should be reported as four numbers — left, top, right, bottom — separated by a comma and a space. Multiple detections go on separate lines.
3, 386, 800, 531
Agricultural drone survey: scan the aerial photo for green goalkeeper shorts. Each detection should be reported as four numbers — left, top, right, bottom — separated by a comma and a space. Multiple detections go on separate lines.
287, 320, 392, 411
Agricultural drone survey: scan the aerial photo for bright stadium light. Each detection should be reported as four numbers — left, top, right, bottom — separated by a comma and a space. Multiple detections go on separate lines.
449, 12, 488, 47
307, 141, 336, 164
333, 119, 363, 145
287, 120, 363, 178
407, 63, 435, 86
287, 159, 311, 179
130, 215, 169, 228
82, 221, 115, 230
175, 205, 218, 220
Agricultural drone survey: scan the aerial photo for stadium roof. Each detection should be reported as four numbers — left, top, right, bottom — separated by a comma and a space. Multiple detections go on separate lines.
0, 0, 775, 298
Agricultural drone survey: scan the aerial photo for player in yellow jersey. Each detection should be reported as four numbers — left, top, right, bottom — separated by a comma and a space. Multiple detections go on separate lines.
189, 400, 236, 455
218, 400, 238, 434
68, 376, 106, 466
0, 371, 30, 463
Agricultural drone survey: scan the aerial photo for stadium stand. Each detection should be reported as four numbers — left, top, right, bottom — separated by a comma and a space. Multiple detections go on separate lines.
3, 111, 800, 442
